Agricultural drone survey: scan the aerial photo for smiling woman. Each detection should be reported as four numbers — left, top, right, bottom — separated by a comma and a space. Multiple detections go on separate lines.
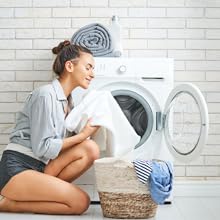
53, 41, 95, 90
0, 40, 100, 215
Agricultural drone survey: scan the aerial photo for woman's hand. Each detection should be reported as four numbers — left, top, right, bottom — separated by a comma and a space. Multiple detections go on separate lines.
80, 119, 100, 140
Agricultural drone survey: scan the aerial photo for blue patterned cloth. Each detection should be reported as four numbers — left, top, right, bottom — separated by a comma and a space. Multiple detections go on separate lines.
133, 159, 173, 205
149, 161, 173, 204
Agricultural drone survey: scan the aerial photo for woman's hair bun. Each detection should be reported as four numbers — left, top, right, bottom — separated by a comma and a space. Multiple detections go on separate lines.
52, 40, 71, 54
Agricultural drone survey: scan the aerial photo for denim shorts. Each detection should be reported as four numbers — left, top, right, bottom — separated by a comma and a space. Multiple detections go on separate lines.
0, 150, 46, 192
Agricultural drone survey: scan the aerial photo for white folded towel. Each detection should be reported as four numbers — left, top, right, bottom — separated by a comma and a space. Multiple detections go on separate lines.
65, 90, 140, 157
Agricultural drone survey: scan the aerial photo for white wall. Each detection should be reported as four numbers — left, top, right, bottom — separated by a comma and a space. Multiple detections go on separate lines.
0, 0, 220, 180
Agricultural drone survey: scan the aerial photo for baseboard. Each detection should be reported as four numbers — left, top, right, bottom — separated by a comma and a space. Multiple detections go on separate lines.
173, 180, 220, 197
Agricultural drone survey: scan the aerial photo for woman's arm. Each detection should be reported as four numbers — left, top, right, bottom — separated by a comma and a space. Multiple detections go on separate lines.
30, 94, 99, 159
61, 119, 99, 152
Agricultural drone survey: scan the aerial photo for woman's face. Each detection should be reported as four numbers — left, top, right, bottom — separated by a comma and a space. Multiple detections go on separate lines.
71, 52, 95, 89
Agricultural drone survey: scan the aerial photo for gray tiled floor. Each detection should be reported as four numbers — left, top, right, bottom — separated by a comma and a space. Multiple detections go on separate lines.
1, 196, 220, 220
1, 182, 220, 220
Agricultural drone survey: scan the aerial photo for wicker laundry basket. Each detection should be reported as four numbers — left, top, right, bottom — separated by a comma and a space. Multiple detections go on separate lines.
94, 157, 157, 219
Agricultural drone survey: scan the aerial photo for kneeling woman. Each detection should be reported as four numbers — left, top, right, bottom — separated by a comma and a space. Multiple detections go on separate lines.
0, 40, 100, 214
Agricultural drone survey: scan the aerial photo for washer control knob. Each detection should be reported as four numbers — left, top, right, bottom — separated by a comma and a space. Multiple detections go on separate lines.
118, 65, 127, 74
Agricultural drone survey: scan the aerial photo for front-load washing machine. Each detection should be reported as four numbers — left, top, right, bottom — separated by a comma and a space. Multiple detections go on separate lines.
72, 57, 209, 185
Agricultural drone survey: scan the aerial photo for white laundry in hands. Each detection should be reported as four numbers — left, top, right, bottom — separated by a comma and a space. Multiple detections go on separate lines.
65, 90, 140, 157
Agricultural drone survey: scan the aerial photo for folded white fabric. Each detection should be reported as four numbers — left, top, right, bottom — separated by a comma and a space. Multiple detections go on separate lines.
65, 90, 140, 157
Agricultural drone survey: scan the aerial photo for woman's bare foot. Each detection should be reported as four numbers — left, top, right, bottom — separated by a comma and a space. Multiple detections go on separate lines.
0, 196, 13, 212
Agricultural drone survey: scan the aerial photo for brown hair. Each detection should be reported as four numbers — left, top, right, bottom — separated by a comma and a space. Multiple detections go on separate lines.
52, 40, 93, 76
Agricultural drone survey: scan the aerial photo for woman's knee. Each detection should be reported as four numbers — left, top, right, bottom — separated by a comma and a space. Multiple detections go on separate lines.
69, 190, 90, 214
77, 192, 90, 214
83, 140, 100, 162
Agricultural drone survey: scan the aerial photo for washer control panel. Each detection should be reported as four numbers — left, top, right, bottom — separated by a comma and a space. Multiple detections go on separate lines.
94, 58, 136, 77
94, 57, 173, 80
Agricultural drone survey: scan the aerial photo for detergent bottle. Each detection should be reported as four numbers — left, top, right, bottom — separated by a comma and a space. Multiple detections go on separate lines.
110, 15, 123, 57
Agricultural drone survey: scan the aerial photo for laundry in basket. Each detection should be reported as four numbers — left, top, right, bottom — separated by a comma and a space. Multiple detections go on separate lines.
94, 157, 158, 219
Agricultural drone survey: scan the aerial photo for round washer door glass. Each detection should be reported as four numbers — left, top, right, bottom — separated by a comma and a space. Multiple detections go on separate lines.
163, 83, 209, 163
111, 90, 154, 148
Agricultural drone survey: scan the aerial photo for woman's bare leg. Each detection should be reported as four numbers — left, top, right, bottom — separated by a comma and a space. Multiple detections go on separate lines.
0, 170, 90, 214
0, 139, 99, 214
44, 139, 99, 182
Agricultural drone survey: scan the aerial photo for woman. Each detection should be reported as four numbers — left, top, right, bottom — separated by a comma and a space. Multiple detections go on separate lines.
0, 40, 100, 214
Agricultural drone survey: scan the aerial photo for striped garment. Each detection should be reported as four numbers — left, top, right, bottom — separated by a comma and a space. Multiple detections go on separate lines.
132, 160, 152, 184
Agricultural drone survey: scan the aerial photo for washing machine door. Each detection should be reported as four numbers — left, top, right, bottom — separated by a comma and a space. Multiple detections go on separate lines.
163, 83, 209, 163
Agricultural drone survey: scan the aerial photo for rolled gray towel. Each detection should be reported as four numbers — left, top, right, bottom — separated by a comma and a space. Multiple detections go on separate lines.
71, 23, 114, 57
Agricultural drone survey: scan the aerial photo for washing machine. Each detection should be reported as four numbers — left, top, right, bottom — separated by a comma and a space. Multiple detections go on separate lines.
72, 57, 209, 184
